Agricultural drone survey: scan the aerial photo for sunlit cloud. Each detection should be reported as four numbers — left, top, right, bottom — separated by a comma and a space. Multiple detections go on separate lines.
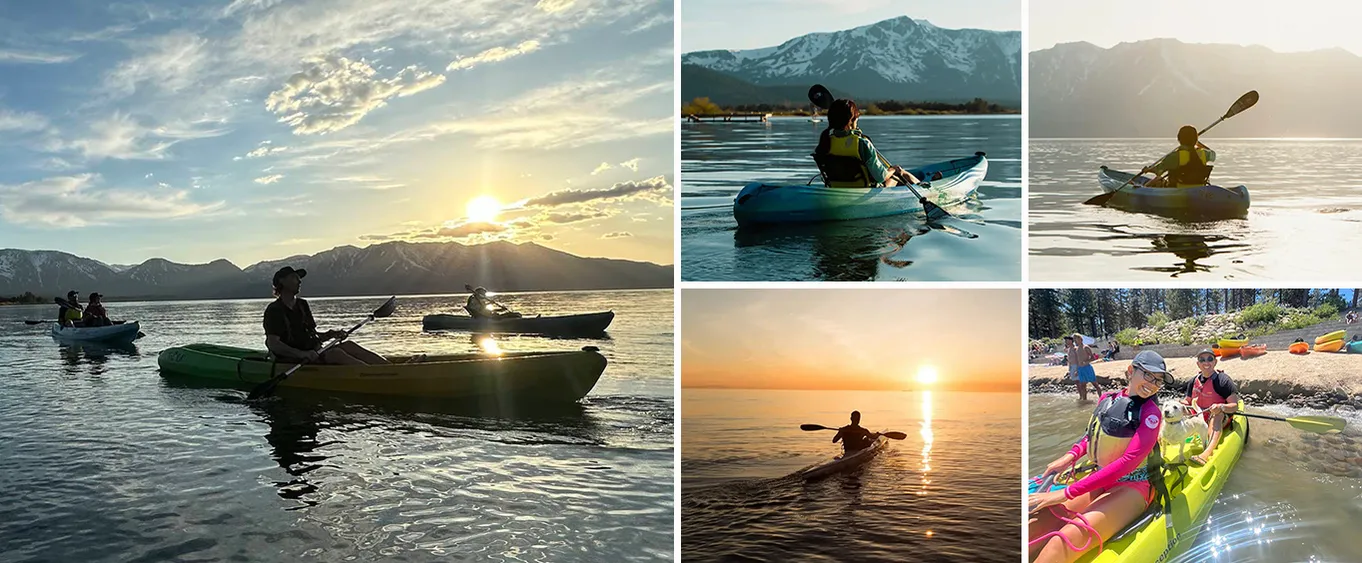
517, 176, 672, 207
601, 231, 632, 239
591, 162, 612, 175
619, 157, 641, 171
0, 109, 49, 132
254, 174, 284, 184
265, 54, 446, 135
447, 40, 542, 71
0, 49, 80, 64
536, 0, 576, 14
0, 174, 223, 227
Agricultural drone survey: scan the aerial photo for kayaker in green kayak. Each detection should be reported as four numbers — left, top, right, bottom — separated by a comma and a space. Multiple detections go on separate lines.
814, 99, 923, 188
832, 411, 881, 452
1029, 350, 1175, 563
57, 290, 83, 327
1140, 125, 1216, 187
466, 286, 523, 319
264, 266, 390, 365
80, 292, 113, 327
1181, 349, 1241, 466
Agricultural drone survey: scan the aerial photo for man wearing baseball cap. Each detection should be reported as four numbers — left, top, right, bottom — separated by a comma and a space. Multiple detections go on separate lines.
81, 292, 113, 327
263, 266, 389, 365
57, 290, 83, 327
1181, 349, 1240, 465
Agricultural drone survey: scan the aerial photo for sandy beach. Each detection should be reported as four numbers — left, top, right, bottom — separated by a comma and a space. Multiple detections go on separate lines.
1030, 350, 1362, 410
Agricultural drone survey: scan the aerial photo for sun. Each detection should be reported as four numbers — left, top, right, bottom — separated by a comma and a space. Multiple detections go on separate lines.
466, 195, 502, 223
916, 365, 939, 386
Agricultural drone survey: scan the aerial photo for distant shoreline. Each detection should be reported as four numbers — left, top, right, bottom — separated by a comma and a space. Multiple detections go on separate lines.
0, 287, 671, 306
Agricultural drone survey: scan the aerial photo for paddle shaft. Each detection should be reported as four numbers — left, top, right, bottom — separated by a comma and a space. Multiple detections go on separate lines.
246, 315, 375, 400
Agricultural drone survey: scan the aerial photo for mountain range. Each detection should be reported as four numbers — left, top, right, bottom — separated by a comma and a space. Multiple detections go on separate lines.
682, 16, 1021, 107
1030, 39, 1362, 137
0, 241, 673, 300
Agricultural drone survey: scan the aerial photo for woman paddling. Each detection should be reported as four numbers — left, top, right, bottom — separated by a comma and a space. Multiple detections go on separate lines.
813, 99, 923, 188
1028, 350, 1176, 563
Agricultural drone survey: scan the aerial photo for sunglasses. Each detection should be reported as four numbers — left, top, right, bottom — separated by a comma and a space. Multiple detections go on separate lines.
1196, 355, 1216, 363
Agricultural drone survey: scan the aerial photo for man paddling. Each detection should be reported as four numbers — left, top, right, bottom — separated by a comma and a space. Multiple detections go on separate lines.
81, 292, 113, 327
814, 99, 923, 188
57, 290, 83, 327
263, 266, 390, 365
1141, 125, 1216, 187
833, 411, 881, 453
1182, 349, 1241, 465
466, 286, 523, 319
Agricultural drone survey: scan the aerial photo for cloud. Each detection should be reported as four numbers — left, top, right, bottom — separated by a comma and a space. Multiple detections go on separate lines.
265, 54, 446, 135
0, 49, 80, 64
591, 162, 612, 175
104, 32, 211, 96
601, 231, 632, 239
276, 237, 316, 246
242, 141, 289, 159
519, 176, 671, 207
619, 157, 640, 171
0, 174, 223, 227
0, 109, 49, 132
447, 40, 542, 71
416, 222, 507, 238
254, 174, 285, 184
541, 208, 614, 224
60, 113, 178, 161
536, 0, 576, 13
335, 175, 405, 190
632, 215, 649, 222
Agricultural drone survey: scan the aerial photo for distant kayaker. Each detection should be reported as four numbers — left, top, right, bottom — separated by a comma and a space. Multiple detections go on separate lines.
1140, 125, 1216, 187
81, 293, 112, 327
57, 290, 83, 327
1069, 334, 1103, 401
1181, 350, 1240, 466
814, 99, 922, 188
263, 266, 390, 365
832, 411, 880, 452
466, 286, 522, 319
1029, 351, 1176, 563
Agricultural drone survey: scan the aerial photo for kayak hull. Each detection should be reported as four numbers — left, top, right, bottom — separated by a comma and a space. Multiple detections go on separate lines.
422, 311, 614, 336
1347, 340, 1362, 354
1289, 342, 1310, 354
733, 153, 987, 225
50, 321, 141, 344
1315, 330, 1345, 345
1240, 344, 1267, 358
1097, 167, 1250, 220
1316, 339, 1345, 353
801, 433, 888, 480
1030, 402, 1247, 563
1216, 338, 1247, 349
157, 344, 607, 402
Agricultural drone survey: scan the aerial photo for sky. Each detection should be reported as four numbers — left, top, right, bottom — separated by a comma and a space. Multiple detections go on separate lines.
682, 289, 1022, 392
1030, 0, 1362, 55
0, 0, 675, 268
681, 0, 1021, 53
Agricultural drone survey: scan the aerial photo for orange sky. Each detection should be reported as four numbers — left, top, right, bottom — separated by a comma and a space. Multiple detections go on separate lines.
681, 288, 1022, 392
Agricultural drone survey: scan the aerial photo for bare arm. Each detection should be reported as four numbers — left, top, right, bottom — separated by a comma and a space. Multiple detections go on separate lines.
266, 334, 317, 360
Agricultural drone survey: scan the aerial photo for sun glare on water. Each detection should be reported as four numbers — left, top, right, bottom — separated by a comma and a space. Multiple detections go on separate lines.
916, 365, 939, 386
466, 195, 502, 223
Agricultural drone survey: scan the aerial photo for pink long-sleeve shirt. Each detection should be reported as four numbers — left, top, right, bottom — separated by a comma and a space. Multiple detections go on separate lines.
1063, 391, 1162, 500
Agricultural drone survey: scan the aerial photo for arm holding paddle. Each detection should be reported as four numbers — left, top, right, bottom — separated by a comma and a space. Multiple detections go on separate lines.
248, 296, 397, 400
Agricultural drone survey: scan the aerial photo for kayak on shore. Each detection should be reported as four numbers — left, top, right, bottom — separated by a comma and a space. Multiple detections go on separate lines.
422, 311, 614, 336
800, 433, 888, 480
733, 152, 987, 225
1097, 166, 1250, 220
158, 343, 607, 403
50, 321, 141, 344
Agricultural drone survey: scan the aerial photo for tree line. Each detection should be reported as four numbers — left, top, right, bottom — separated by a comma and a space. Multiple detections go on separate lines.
680, 97, 1018, 116
0, 292, 47, 305
1029, 289, 1359, 339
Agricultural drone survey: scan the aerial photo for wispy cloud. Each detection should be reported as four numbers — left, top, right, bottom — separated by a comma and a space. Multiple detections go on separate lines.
265, 54, 446, 135
619, 157, 640, 171
0, 174, 223, 227
0, 109, 49, 132
591, 162, 612, 175
334, 175, 405, 190
518, 176, 671, 207
238, 141, 289, 159
0, 49, 80, 64
601, 231, 632, 239
447, 40, 542, 71
254, 174, 284, 184
536, 0, 576, 14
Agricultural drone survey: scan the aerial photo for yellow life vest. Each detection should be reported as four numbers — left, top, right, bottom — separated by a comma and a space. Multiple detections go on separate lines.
1170, 148, 1213, 187
64, 308, 82, 322
825, 132, 875, 188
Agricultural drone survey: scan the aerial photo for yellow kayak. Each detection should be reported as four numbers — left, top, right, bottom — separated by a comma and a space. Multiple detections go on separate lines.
1315, 330, 1345, 345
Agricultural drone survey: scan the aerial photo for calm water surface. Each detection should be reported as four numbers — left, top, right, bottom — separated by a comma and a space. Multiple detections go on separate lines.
682, 389, 1021, 562
1030, 393, 1362, 562
0, 290, 673, 562
682, 116, 1022, 281
1030, 139, 1362, 281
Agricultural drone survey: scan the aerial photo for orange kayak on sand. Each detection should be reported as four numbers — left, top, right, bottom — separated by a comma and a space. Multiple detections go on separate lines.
1316, 340, 1345, 353
1240, 344, 1267, 358
1215, 346, 1241, 358
1289, 342, 1310, 354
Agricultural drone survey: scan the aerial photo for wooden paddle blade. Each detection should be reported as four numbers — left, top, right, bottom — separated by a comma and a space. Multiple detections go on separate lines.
808, 84, 833, 110
1288, 415, 1347, 433
800, 424, 831, 431
882, 431, 908, 440
1225, 90, 1259, 119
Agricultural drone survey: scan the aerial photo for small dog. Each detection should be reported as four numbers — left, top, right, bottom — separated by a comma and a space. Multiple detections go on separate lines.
1161, 402, 1209, 464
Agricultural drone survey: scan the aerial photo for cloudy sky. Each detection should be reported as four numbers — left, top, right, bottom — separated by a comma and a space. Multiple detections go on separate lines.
0, 0, 674, 267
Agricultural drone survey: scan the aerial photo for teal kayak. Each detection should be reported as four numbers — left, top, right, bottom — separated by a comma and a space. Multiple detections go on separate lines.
1097, 167, 1250, 220
733, 153, 986, 225
800, 433, 888, 480
1347, 339, 1362, 353
422, 311, 613, 336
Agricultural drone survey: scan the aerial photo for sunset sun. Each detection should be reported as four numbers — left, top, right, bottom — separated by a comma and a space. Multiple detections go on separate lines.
466, 195, 502, 223
916, 365, 939, 386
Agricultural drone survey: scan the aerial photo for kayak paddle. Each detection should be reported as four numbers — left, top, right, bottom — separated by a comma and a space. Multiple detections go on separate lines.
246, 296, 398, 401
1232, 411, 1346, 433
800, 424, 907, 440
806, 83, 950, 221
463, 284, 519, 316
1085, 90, 1260, 207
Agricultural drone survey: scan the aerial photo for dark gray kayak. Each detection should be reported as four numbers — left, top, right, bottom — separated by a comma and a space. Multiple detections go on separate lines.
421, 311, 614, 336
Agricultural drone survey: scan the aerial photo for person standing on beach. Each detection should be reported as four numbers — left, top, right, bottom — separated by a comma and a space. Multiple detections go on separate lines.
1071, 334, 1102, 401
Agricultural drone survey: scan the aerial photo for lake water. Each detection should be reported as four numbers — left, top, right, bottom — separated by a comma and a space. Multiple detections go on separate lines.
1030, 139, 1362, 281
0, 290, 674, 562
682, 389, 1021, 562
681, 116, 1022, 281
1029, 393, 1362, 562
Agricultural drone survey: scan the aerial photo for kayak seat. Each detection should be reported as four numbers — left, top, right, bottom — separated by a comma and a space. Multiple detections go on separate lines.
810, 152, 874, 188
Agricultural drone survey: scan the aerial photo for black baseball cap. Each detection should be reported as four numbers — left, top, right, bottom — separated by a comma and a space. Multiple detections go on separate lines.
1132, 350, 1176, 385
90, 292, 103, 299
67, 290, 78, 298
272, 266, 307, 287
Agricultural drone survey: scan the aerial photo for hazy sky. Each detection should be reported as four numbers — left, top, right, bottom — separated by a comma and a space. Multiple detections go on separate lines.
0, 0, 674, 267
682, 289, 1022, 392
1030, 0, 1362, 55
681, 0, 1021, 53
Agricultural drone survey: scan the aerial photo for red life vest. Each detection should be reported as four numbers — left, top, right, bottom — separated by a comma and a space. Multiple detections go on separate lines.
1190, 372, 1230, 419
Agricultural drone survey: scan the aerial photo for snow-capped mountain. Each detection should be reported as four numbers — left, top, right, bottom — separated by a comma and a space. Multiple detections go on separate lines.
0, 241, 672, 300
682, 16, 1021, 105
1030, 39, 1362, 137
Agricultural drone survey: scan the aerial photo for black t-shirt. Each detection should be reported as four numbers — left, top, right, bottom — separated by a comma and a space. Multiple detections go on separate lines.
835, 424, 874, 451
263, 298, 322, 353
1184, 370, 1238, 399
